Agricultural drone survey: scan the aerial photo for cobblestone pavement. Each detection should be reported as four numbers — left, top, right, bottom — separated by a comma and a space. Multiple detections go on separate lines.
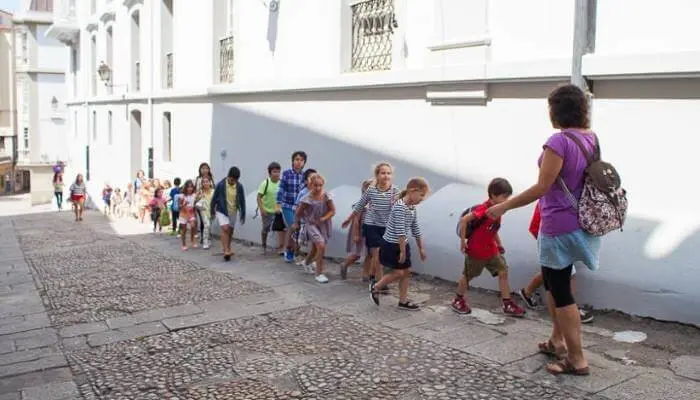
1, 202, 699, 400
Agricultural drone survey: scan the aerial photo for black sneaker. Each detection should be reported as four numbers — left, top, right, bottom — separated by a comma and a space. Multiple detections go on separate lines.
398, 301, 420, 311
519, 289, 538, 309
369, 283, 380, 306
579, 308, 594, 324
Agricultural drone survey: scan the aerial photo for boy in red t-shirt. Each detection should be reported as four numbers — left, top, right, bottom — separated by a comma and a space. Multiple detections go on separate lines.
452, 178, 526, 317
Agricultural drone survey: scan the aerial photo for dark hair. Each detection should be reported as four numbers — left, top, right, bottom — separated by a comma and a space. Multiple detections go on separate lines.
267, 162, 281, 174
227, 166, 241, 180
291, 151, 307, 163
303, 168, 317, 182
487, 178, 513, 198
183, 179, 195, 194
548, 84, 590, 129
198, 162, 213, 180
173, 177, 181, 186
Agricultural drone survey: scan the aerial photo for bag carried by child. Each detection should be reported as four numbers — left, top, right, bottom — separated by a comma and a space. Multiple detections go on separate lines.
558, 131, 628, 237
455, 205, 487, 238
160, 207, 171, 227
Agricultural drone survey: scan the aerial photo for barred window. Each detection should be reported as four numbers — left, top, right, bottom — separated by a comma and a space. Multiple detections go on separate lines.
219, 36, 234, 83
351, 0, 396, 73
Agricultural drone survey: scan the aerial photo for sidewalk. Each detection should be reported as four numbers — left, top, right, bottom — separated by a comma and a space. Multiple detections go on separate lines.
0, 201, 698, 399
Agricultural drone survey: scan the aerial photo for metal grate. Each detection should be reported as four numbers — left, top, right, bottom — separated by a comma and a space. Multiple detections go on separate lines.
219, 36, 234, 83
135, 61, 140, 91
351, 0, 396, 72
166, 52, 173, 89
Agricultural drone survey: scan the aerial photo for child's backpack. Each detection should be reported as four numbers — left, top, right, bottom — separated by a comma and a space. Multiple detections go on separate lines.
455, 205, 488, 238
558, 131, 628, 237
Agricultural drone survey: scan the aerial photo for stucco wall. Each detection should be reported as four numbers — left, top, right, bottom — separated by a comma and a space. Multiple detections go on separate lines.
203, 79, 700, 326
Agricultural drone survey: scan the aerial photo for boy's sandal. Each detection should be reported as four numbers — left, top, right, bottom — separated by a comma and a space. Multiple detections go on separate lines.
546, 359, 590, 376
538, 340, 567, 358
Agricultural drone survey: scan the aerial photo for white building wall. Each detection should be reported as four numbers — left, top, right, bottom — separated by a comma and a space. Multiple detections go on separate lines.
54, 0, 700, 325
35, 25, 66, 71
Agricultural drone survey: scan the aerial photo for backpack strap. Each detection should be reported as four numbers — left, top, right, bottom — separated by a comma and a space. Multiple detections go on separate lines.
561, 131, 600, 165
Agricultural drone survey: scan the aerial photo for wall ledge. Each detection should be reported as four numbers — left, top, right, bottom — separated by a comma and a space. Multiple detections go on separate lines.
583, 51, 700, 79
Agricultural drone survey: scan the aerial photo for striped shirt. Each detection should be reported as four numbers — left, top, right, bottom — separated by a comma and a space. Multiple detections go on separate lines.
69, 183, 87, 196
352, 185, 399, 227
383, 199, 422, 244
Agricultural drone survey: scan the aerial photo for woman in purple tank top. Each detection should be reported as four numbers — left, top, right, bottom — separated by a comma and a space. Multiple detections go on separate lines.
486, 84, 601, 376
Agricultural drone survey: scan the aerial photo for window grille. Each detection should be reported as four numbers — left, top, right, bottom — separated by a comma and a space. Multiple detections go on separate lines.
351, 0, 396, 72
219, 36, 234, 83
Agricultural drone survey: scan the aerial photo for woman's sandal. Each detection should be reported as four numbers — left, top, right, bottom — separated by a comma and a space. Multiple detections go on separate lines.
223, 253, 232, 261
538, 340, 567, 359
546, 359, 590, 376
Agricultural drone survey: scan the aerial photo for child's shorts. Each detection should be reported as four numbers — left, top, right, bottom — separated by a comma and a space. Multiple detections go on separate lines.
464, 255, 507, 281
272, 212, 286, 231
215, 211, 237, 228
362, 224, 385, 249
379, 239, 411, 270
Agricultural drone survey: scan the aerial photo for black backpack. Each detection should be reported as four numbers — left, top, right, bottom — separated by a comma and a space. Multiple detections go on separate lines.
455, 205, 487, 238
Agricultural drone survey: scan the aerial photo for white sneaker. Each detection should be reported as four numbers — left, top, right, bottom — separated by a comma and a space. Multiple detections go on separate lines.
295, 258, 306, 266
315, 274, 329, 283
304, 262, 317, 274
203, 243, 210, 249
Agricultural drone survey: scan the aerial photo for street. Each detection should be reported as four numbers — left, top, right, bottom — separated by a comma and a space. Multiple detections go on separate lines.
1, 195, 699, 400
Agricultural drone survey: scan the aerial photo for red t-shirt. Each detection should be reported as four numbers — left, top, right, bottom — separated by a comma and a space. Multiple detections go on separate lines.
529, 202, 541, 239
466, 200, 502, 260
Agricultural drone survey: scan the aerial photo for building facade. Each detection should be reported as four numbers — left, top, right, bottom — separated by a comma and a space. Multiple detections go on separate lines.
12, 0, 69, 167
49, 0, 700, 325
0, 9, 16, 188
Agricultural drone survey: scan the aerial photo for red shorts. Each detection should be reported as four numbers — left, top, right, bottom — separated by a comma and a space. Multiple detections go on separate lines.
71, 194, 85, 203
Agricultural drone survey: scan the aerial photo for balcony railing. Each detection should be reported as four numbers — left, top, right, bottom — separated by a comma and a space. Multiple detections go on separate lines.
165, 52, 173, 89
219, 36, 234, 84
135, 61, 140, 91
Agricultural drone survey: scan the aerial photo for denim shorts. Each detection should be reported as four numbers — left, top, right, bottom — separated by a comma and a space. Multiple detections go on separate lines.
281, 207, 295, 228
538, 228, 601, 271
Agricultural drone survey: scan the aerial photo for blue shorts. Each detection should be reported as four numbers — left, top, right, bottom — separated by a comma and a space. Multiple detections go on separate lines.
362, 224, 386, 249
281, 207, 295, 228
538, 229, 601, 271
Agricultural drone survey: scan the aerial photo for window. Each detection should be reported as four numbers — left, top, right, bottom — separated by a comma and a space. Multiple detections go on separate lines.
92, 111, 97, 141
108, 111, 113, 145
218, 0, 234, 83
0, 137, 5, 152
219, 37, 234, 83
71, 47, 78, 96
51, 97, 59, 111
91, 35, 97, 96
21, 77, 29, 115
23, 128, 29, 149
21, 31, 27, 64
74, 111, 78, 138
351, 0, 396, 72
162, 112, 172, 161
106, 27, 113, 94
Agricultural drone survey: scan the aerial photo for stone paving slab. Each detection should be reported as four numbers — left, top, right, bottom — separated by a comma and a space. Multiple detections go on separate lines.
86, 321, 168, 347
598, 368, 698, 400
105, 303, 203, 329
20, 381, 80, 400
505, 350, 643, 394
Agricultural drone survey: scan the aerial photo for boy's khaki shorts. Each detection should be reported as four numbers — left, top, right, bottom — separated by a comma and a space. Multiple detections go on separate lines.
464, 255, 507, 281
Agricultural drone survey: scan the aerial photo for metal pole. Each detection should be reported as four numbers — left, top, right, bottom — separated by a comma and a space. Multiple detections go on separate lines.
571, 0, 596, 120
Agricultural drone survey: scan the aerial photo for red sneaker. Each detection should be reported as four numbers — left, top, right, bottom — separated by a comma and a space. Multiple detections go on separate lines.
451, 296, 472, 314
503, 299, 526, 317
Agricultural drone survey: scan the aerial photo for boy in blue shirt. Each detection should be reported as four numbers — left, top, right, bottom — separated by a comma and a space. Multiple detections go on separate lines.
169, 177, 181, 235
